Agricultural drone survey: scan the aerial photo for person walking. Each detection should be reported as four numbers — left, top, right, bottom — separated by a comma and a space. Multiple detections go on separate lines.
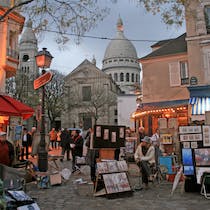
71, 130, 84, 173
0, 132, 14, 166
57, 129, 62, 149
60, 128, 71, 161
49, 128, 57, 149
20, 128, 32, 161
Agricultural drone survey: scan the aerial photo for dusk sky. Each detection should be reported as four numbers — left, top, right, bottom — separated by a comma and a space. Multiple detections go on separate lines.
38, 1, 186, 75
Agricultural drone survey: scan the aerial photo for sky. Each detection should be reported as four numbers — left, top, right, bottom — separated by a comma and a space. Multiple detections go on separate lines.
38, 1, 186, 75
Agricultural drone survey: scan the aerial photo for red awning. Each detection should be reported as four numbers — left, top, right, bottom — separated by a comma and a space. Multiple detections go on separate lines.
0, 94, 34, 119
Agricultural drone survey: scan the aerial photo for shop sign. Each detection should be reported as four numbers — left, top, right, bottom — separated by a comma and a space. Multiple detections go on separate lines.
190, 77, 198, 85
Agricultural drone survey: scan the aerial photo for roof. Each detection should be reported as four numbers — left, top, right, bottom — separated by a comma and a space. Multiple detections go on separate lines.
141, 33, 187, 60
150, 39, 174, 48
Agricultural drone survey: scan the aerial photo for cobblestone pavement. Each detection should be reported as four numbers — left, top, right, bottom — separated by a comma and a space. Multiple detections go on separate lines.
25, 149, 210, 210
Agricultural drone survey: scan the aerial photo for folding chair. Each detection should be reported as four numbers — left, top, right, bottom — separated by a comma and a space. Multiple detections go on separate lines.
200, 172, 210, 199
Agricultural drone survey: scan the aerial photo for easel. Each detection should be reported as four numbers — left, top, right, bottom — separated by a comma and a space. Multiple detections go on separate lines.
94, 156, 132, 198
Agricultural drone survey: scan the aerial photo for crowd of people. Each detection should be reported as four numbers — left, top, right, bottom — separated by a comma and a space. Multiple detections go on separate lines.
0, 124, 165, 188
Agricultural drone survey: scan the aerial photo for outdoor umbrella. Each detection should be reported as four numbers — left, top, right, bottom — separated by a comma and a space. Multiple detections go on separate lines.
0, 94, 34, 119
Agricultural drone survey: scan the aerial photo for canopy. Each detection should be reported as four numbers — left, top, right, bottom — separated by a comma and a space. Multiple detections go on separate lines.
0, 94, 34, 119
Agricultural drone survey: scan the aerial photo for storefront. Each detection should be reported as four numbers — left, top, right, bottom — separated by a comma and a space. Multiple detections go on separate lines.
131, 99, 189, 156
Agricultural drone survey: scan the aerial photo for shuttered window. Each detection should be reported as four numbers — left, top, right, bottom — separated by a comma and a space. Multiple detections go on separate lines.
169, 62, 181, 87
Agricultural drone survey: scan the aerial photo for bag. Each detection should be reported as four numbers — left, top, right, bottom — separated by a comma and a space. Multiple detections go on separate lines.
50, 173, 62, 186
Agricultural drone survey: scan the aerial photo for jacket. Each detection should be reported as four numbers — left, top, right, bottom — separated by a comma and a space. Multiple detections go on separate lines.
134, 143, 155, 164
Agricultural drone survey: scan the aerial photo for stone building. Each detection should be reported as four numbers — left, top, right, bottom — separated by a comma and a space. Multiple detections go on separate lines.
61, 59, 121, 130
102, 17, 141, 94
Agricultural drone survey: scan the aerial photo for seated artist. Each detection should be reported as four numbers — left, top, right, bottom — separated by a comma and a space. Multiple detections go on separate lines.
134, 136, 155, 189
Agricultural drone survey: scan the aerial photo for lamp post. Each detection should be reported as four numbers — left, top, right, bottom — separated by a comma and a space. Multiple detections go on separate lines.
35, 48, 53, 172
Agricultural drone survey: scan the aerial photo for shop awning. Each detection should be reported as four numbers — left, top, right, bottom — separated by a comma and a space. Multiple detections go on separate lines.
189, 97, 210, 115
0, 94, 34, 119
132, 99, 188, 118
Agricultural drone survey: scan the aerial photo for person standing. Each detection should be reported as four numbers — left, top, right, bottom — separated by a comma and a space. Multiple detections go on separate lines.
49, 128, 57, 149
0, 132, 14, 166
71, 130, 84, 172
134, 136, 155, 189
138, 126, 145, 143
57, 129, 62, 149
20, 128, 31, 161
60, 128, 71, 161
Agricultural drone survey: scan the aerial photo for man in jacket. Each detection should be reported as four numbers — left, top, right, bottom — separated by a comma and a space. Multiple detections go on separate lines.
0, 132, 14, 166
134, 136, 155, 189
20, 128, 32, 161
71, 130, 83, 173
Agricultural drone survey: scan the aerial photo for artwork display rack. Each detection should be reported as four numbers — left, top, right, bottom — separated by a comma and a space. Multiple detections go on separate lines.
93, 160, 132, 197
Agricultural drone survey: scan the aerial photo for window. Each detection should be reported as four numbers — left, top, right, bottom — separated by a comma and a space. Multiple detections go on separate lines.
126, 73, 129, 82
180, 61, 189, 85
114, 73, 118, 81
169, 62, 181, 87
136, 74, 139, 82
131, 73, 134, 82
114, 109, 117, 115
120, 73, 124, 82
205, 6, 210, 33
22, 54, 29, 62
82, 86, 91, 101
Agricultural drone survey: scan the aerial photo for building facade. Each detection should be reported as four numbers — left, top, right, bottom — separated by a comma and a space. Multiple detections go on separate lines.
0, 1, 24, 92
61, 59, 121, 130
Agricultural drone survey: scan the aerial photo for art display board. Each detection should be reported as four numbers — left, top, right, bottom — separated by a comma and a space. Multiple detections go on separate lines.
179, 125, 210, 184
103, 172, 131, 194
94, 160, 131, 197
97, 160, 128, 174
94, 125, 126, 148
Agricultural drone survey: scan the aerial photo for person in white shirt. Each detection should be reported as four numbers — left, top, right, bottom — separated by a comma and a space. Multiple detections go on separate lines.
134, 136, 155, 188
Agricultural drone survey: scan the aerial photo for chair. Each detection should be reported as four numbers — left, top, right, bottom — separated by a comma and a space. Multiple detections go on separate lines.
200, 172, 210, 199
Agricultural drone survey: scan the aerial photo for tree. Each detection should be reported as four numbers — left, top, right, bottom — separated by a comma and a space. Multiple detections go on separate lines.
45, 69, 65, 128
135, 0, 188, 26
0, 0, 115, 46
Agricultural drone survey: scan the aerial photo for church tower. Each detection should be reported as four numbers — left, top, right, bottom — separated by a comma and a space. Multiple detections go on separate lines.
17, 20, 39, 105
102, 17, 141, 94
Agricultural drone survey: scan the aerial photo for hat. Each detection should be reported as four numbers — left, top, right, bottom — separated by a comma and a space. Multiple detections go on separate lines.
141, 136, 151, 143
0, 131, 6, 136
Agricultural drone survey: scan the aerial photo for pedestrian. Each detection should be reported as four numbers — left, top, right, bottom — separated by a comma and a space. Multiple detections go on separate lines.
85, 128, 98, 182
0, 131, 14, 166
20, 128, 32, 161
60, 128, 71, 161
49, 128, 57, 149
57, 129, 62, 149
31, 127, 40, 157
134, 136, 155, 189
139, 126, 145, 143
71, 130, 84, 173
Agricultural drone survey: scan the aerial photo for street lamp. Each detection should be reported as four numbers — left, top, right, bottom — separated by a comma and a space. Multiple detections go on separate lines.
35, 48, 53, 172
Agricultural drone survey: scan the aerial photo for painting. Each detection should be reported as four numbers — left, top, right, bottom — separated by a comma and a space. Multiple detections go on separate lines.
202, 126, 210, 147
96, 126, 101, 137
103, 172, 131, 194
119, 127, 125, 138
103, 129, 109, 140
111, 132, 117, 143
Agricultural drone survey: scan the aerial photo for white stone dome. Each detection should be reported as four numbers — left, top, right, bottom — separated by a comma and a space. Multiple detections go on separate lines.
103, 18, 138, 61
19, 20, 37, 45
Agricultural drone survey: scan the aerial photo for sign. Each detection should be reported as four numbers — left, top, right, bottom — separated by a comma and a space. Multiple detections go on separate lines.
34, 71, 53, 90
190, 76, 198, 85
